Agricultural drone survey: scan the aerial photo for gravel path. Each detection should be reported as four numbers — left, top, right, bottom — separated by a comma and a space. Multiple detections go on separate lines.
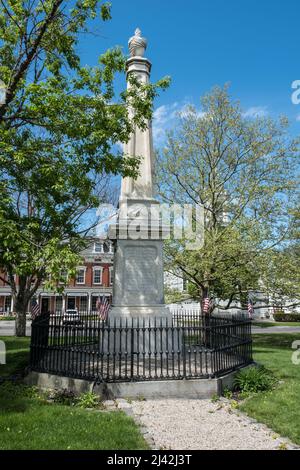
129, 398, 298, 450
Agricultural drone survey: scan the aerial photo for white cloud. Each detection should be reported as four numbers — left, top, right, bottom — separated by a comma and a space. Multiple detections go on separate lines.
172, 104, 206, 120
152, 102, 269, 146
153, 103, 176, 123
152, 103, 176, 144
243, 106, 268, 118
152, 101, 204, 145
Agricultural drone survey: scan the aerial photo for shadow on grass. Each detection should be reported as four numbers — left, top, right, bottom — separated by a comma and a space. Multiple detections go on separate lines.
0, 396, 29, 413
252, 334, 300, 350
0, 382, 36, 414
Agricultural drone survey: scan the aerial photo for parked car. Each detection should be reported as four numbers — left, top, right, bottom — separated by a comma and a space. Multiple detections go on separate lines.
62, 309, 82, 325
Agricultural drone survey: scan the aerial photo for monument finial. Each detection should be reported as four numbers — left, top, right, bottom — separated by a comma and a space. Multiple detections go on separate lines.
128, 27, 147, 57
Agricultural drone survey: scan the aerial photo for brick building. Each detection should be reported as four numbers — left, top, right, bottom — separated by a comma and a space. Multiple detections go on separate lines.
0, 238, 114, 315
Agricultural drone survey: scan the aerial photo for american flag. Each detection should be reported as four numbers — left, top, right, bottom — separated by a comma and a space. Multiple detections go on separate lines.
96, 296, 110, 321
247, 298, 254, 319
202, 296, 212, 314
30, 298, 40, 320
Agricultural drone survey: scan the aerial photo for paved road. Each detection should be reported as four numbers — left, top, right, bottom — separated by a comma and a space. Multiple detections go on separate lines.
252, 326, 300, 334
1, 320, 300, 337
0, 321, 31, 336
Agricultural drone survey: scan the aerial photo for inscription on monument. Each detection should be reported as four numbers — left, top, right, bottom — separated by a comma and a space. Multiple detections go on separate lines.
124, 246, 158, 298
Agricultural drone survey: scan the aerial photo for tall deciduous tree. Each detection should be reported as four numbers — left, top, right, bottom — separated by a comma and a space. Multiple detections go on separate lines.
0, 0, 169, 335
158, 86, 299, 313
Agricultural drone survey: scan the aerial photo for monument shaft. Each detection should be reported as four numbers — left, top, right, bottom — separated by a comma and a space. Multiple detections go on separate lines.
110, 29, 170, 321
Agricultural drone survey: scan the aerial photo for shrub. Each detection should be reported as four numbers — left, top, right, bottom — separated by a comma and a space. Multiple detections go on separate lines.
211, 394, 219, 403
47, 389, 77, 406
278, 442, 288, 450
273, 313, 300, 322
75, 391, 102, 409
234, 366, 276, 394
222, 387, 233, 399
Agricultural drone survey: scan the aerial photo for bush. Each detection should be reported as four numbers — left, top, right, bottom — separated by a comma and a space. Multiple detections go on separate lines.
47, 389, 77, 406
273, 313, 300, 322
45, 389, 103, 408
222, 387, 233, 399
234, 366, 276, 394
75, 391, 102, 409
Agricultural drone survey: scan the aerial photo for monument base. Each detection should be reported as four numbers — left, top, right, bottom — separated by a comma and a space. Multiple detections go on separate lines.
109, 305, 171, 323
105, 307, 181, 355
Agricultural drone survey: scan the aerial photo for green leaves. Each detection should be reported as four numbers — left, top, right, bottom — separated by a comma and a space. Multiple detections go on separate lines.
158, 86, 300, 307
100, 2, 112, 21
0, 1, 170, 329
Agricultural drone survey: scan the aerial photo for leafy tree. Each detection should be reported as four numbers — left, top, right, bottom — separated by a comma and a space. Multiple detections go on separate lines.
158, 86, 299, 313
0, 0, 169, 335
262, 204, 300, 310
164, 286, 190, 305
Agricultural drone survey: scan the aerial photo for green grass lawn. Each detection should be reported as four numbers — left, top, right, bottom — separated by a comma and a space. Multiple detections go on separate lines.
252, 322, 300, 328
0, 336, 148, 450
0, 336, 30, 376
4, 332, 300, 448
240, 334, 300, 445
0, 388, 149, 450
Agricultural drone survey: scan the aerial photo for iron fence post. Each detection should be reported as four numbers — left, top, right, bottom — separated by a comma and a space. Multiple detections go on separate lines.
182, 325, 186, 379
130, 319, 134, 380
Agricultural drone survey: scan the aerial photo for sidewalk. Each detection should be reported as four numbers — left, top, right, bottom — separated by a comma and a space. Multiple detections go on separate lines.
252, 325, 300, 334
0, 321, 31, 336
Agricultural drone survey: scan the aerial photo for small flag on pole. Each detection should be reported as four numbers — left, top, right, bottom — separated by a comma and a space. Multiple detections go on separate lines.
248, 298, 254, 319
30, 298, 40, 320
96, 296, 110, 321
203, 297, 212, 314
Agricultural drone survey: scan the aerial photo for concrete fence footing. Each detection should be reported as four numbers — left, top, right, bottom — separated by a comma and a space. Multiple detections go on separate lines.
24, 366, 253, 400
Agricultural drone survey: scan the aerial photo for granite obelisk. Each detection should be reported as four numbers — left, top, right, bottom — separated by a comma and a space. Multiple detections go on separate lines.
109, 29, 170, 321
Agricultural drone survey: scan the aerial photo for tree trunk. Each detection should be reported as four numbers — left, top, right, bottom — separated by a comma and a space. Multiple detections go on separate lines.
15, 303, 27, 337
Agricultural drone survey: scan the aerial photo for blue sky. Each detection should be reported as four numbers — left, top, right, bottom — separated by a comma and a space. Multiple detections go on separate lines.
77, 0, 300, 144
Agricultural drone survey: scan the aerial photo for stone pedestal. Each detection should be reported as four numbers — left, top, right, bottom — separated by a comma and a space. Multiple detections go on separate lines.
109, 238, 170, 321
108, 218, 178, 353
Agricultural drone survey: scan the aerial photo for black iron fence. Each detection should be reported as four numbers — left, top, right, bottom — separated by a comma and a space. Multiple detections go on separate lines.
29, 311, 252, 382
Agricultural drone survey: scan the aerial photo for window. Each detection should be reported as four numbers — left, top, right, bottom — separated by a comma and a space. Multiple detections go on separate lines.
93, 267, 102, 284
80, 296, 87, 311
55, 296, 63, 313
92, 296, 98, 311
76, 268, 85, 284
67, 297, 76, 309
94, 242, 103, 253
108, 242, 114, 254
4, 296, 11, 313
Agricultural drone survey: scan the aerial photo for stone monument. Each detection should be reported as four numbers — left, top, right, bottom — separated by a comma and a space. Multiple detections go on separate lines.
109, 28, 170, 322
